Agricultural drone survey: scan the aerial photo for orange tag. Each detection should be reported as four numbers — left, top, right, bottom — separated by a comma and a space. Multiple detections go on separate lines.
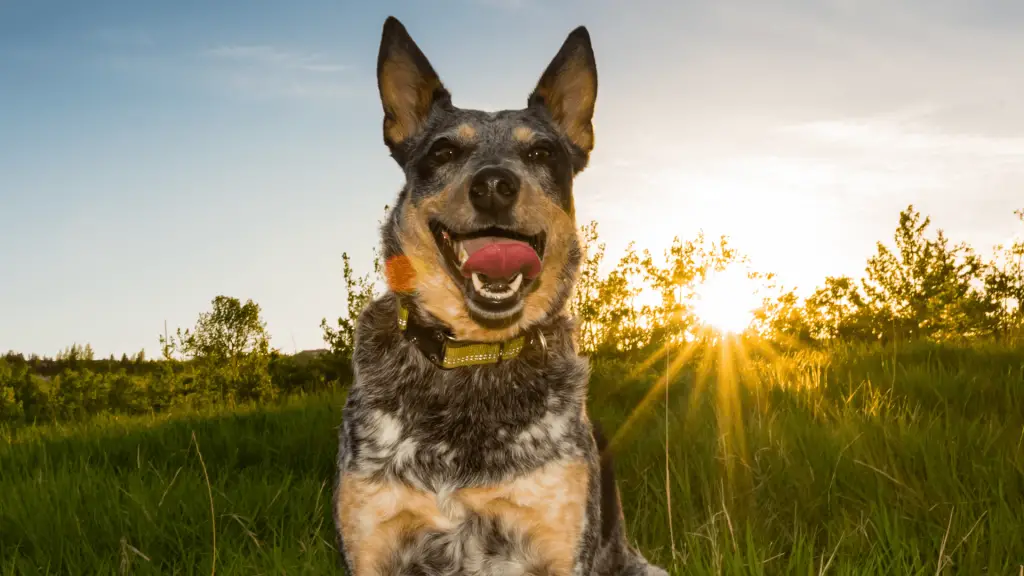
385, 255, 416, 293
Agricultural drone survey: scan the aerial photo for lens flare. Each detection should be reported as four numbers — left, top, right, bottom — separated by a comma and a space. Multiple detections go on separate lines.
692, 267, 761, 334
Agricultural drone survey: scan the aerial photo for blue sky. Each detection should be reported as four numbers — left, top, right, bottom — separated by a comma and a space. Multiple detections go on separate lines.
2, 0, 1024, 357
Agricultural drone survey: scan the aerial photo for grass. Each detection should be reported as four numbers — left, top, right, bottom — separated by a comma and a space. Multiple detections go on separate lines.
2, 340, 1023, 574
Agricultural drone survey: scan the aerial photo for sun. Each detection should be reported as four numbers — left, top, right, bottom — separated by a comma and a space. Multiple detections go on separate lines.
691, 266, 762, 334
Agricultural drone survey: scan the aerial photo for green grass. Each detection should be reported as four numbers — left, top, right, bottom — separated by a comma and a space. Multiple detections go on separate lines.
2, 341, 1023, 574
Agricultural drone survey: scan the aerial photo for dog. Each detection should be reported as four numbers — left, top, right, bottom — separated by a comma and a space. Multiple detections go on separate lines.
332, 16, 669, 576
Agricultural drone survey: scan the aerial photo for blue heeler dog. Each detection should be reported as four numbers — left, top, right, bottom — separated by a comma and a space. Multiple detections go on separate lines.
333, 16, 670, 576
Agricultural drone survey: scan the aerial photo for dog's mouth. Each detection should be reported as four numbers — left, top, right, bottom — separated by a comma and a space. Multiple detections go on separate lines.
430, 221, 546, 319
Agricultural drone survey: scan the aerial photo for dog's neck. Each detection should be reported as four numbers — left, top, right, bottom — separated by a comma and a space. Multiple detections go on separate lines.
395, 294, 557, 369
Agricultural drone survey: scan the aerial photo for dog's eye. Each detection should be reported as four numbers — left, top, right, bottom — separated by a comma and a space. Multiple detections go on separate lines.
430, 143, 459, 164
526, 145, 551, 163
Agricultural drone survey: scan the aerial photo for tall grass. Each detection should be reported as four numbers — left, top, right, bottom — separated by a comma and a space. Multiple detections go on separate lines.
2, 341, 1023, 574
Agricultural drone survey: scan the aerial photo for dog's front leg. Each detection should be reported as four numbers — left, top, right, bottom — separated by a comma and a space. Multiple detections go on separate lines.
335, 472, 456, 576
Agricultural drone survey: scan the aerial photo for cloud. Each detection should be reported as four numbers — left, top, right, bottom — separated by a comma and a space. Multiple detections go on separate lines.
86, 28, 155, 48
201, 44, 353, 102
784, 114, 1024, 158
472, 0, 529, 8
205, 45, 349, 74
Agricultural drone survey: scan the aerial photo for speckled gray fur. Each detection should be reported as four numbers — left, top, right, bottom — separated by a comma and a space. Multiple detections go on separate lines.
332, 16, 669, 576
335, 295, 667, 576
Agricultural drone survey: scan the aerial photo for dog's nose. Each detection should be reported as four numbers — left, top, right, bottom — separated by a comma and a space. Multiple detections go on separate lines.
469, 167, 520, 217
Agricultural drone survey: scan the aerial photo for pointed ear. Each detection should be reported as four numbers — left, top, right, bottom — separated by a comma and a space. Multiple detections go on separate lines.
528, 26, 598, 155
377, 17, 451, 158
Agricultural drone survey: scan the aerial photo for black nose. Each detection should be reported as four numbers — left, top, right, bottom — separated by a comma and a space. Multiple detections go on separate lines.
469, 167, 520, 217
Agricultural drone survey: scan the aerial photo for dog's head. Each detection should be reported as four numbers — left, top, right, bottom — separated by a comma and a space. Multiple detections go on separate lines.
376, 17, 597, 342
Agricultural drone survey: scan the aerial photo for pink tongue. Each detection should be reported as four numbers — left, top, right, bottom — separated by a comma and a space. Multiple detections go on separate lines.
460, 238, 542, 280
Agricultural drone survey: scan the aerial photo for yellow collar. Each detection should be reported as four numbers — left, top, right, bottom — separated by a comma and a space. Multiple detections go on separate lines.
397, 301, 532, 369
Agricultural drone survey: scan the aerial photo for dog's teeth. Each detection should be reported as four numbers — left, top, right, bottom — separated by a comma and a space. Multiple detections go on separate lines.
471, 272, 524, 301
458, 243, 469, 265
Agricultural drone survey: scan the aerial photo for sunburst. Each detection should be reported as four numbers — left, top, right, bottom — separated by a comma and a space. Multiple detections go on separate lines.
691, 266, 762, 335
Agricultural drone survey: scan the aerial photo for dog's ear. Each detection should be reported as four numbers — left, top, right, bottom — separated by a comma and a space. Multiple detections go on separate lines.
528, 26, 598, 155
377, 17, 451, 161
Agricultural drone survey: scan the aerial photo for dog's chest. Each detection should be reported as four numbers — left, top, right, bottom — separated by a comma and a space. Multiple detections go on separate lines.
336, 457, 593, 576
346, 353, 589, 484
346, 392, 587, 485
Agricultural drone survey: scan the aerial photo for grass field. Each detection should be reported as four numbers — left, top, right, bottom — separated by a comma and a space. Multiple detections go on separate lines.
2, 340, 1023, 575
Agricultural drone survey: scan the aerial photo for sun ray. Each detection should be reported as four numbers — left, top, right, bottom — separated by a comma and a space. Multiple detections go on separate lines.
627, 342, 670, 379
609, 339, 699, 451
732, 337, 762, 387
745, 336, 783, 364
766, 329, 812, 351
715, 336, 752, 500
685, 334, 718, 423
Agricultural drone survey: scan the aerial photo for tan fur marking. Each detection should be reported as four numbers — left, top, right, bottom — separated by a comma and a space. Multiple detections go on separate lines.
513, 126, 535, 143
338, 474, 453, 574
379, 56, 442, 146
535, 54, 596, 152
339, 462, 589, 575
457, 123, 477, 140
458, 459, 590, 575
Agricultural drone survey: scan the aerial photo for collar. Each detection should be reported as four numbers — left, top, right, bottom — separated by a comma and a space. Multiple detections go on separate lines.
396, 300, 546, 369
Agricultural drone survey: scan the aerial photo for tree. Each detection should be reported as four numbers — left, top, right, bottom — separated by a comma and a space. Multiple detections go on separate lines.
569, 221, 606, 352
14, 371, 54, 424
803, 276, 876, 341
55, 343, 94, 365
753, 287, 814, 345
321, 206, 389, 359
163, 296, 275, 404
985, 208, 1024, 339
321, 252, 381, 359
861, 205, 993, 341
643, 232, 738, 343
0, 383, 22, 422
107, 371, 146, 415
147, 363, 181, 412
0, 360, 24, 422
170, 296, 271, 361
593, 242, 650, 353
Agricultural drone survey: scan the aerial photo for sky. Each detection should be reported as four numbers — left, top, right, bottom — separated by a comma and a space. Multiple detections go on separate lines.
2, 0, 1024, 357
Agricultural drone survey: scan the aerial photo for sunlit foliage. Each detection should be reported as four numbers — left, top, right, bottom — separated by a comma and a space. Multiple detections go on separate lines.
1, 204, 1022, 426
